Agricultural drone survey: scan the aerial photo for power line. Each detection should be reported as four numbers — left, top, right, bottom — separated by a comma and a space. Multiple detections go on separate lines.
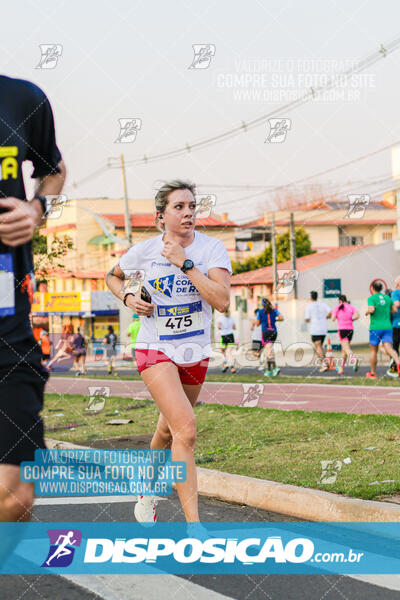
72, 35, 400, 187
220, 143, 400, 207
121, 35, 400, 166
232, 176, 397, 225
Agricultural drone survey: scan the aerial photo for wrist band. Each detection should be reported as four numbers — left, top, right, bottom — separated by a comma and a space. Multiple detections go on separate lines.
123, 292, 134, 306
33, 195, 48, 218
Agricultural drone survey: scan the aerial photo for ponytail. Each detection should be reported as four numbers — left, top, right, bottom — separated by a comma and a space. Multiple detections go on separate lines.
262, 299, 274, 313
338, 294, 348, 311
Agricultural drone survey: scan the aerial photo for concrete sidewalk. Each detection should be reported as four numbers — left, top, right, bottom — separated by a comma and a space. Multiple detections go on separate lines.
46, 438, 400, 523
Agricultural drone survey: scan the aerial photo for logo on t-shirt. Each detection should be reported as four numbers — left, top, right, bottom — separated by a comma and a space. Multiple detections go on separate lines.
149, 274, 175, 297
0, 146, 18, 181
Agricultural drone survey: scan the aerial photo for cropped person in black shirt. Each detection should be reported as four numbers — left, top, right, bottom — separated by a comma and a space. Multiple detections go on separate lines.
0, 75, 66, 523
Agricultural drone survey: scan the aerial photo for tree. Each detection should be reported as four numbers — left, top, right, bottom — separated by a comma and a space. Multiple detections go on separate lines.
232, 226, 314, 275
33, 230, 74, 285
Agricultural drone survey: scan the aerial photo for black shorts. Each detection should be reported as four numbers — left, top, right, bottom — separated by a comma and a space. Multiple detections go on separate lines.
0, 337, 49, 466
311, 335, 326, 343
393, 327, 400, 353
262, 330, 277, 343
252, 340, 262, 351
41, 353, 50, 361
220, 333, 235, 347
339, 329, 353, 342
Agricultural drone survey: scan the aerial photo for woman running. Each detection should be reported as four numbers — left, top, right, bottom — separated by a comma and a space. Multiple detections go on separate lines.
105, 179, 232, 536
71, 327, 87, 376
256, 298, 284, 377
331, 294, 359, 374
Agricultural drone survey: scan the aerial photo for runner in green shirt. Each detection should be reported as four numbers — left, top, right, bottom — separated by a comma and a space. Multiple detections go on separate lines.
365, 281, 399, 378
127, 314, 141, 360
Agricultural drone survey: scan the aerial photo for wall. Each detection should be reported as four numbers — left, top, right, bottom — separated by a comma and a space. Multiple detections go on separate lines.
297, 241, 400, 301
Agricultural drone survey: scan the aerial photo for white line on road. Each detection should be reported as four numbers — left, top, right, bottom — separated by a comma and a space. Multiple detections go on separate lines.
34, 496, 167, 505
62, 573, 233, 600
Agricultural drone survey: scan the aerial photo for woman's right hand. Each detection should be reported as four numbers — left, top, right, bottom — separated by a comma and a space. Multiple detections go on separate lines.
126, 293, 155, 316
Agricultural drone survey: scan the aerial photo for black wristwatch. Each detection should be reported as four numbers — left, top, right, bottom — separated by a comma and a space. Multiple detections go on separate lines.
181, 259, 194, 274
33, 195, 48, 218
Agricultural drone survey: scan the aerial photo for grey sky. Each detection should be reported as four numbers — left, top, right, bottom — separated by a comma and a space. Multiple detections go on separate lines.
2, 0, 400, 223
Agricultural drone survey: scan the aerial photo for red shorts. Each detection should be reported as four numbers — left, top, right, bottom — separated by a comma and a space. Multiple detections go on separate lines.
135, 349, 209, 385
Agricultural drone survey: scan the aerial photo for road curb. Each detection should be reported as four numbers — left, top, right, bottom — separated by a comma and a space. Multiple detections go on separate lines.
46, 438, 400, 522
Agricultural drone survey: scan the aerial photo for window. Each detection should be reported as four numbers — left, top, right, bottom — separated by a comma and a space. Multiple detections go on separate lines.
382, 232, 392, 241
339, 235, 364, 246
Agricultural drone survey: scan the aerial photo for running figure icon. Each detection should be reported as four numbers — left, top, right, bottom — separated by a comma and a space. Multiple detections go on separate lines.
45, 531, 78, 567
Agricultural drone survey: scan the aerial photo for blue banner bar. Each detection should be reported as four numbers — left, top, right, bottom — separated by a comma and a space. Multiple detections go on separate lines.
1, 522, 400, 574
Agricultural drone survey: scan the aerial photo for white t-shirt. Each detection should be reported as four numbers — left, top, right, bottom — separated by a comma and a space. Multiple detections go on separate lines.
304, 301, 331, 335
120, 230, 232, 364
216, 315, 235, 337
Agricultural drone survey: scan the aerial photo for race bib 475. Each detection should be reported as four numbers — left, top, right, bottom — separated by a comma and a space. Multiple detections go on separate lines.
155, 301, 204, 340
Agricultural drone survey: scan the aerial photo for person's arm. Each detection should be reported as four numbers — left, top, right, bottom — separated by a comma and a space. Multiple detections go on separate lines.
216, 320, 222, 330
366, 304, 374, 315
352, 312, 360, 321
366, 297, 375, 316
105, 262, 154, 316
161, 237, 230, 313
186, 266, 230, 313
304, 306, 310, 323
277, 314, 284, 321
0, 160, 66, 247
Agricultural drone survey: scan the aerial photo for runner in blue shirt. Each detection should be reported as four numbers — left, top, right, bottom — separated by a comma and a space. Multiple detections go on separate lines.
256, 298, 284, 377
388, 277, 400, 376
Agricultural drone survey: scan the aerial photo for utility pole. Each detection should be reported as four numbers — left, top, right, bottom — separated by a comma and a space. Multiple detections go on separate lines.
271, 213, 278, 302
289, 212, 297, 299
120, 154, 132, 244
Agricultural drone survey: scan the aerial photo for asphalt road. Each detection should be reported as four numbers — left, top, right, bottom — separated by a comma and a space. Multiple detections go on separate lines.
1, 492, 399, 600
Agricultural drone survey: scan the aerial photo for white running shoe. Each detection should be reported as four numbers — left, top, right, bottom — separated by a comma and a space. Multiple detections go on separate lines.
134, 495, 158, 526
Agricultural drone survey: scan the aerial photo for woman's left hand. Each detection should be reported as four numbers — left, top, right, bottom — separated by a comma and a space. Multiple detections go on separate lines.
161, 239, 186, 268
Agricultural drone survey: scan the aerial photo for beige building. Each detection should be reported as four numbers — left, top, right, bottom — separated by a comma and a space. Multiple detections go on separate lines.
238, 192, 397, 256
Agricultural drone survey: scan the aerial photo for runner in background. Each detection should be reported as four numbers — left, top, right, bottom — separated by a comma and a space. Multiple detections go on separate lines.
103, 325, 118, 375
106, 179, 232, 538
39, 330, 52, 367
366, 281, 400, 379
127, 313, 141, 363
46, 331, 73, 370
256, 298, 283, 377
388, 277, 400, 377
331, 294, 359, 374
304, 291, 332, 373
216, 308, 237, 374
71, 327, 87, 376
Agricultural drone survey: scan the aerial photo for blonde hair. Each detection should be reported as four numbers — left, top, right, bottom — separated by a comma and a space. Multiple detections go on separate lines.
154, 179, 196, 231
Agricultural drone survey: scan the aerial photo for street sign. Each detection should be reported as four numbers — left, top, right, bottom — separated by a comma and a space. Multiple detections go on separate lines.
323, 279, 341, 298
